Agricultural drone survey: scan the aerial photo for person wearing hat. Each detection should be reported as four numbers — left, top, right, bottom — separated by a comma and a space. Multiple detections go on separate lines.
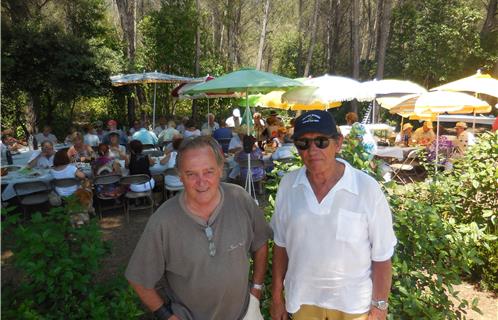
103, 120, 128, 146
226, 108, 242, 128
395, 123, 414, 146
270, 110, 397, 320
453, 122, 475, 157
412, 121, 436, 146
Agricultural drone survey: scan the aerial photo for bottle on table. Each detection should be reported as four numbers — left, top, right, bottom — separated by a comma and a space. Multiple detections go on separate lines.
33, 135, 38, 150
6, 150, 13, 165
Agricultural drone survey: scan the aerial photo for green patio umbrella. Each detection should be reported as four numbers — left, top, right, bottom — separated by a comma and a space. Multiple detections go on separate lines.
186, 68, 302, 200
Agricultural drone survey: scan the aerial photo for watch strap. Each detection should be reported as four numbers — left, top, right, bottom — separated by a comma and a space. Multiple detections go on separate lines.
153, 303, 173, 320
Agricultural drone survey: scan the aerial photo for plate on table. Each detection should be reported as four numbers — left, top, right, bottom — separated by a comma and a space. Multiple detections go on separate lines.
1, 165, 22, 173
17, 167, 43, 178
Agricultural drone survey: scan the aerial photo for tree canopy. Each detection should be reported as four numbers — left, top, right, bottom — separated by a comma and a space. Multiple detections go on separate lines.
1, 0, 497, 138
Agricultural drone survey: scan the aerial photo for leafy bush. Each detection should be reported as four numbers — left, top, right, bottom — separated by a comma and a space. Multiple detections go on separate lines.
424, 132, 498, 292
1, 206, 143, 319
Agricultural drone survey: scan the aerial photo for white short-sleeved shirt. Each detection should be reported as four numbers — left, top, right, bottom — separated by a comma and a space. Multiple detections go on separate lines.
271, 159, 397, 314
84, 133, 100, 147
28, 151, 54, 168
35, 133, 58, 144
228, 135, 242, 152
454, 131, 475, 156
50, 165, 79, 196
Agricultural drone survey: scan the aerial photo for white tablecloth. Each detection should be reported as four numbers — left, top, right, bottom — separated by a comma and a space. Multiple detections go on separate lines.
2, 157, 169, 201
373, 146, 419, 160
1, 168, 53, 200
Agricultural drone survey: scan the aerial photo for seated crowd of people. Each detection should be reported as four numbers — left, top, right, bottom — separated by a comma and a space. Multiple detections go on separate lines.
2, 109, 494, 204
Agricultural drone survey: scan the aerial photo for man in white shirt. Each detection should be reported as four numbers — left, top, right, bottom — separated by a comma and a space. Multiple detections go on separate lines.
154, 117, 168, 137
270, 110, 397, 320
28, 141, 55, 168
201, 113, 220, 134
35, 126, 58, 145
453, 121, 475, 157
226, 108, 242, 128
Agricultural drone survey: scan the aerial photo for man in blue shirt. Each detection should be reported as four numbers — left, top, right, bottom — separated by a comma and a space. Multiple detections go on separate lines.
132, 126, 158, 145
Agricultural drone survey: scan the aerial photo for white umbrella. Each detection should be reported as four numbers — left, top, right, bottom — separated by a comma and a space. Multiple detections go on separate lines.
110, 71, 198, 129
362, 79, 427, 123
431, 70, 498, 129
431, 70, 498, 98
390, 91, 491, 175
282, 75, 370, 109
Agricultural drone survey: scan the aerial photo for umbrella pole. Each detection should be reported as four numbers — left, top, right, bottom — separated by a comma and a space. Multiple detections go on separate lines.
372, 99, 376, 124
244, 88, 256, 201
435, 115, 440, 177
472, 109, 476, 132
207, 99, 210, 132
152, 83, 157, 130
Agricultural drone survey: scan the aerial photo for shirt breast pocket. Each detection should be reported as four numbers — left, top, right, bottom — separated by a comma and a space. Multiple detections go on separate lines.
336, 208, 367, 243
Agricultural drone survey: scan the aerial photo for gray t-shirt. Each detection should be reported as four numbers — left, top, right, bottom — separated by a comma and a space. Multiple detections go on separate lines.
125, 183, 271, 320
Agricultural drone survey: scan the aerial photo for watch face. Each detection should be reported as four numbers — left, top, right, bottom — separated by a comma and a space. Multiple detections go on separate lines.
372, 300, 388, 310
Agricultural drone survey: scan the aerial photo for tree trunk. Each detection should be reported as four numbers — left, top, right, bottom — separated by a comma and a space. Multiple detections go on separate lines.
256, 0, 271, 70
363, 0, 375, 63
304, 0, 319, 77
115, 0, 137, 125
351, 0, 360, 113
193, 0, 202, 121
327, 0, 341, 73
481, 0, 497, 34
115, 0, 137, 67
25, 94, 39, 136
296, 0, 305, 76
481, 0, 497, 77
375, 0, 392, 80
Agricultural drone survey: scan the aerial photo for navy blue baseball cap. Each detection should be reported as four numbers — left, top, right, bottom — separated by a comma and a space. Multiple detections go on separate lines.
292, 110, 339, 139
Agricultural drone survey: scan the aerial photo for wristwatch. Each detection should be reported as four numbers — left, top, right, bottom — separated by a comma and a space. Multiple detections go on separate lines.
371, 300, 389, 310
252, 283, 265, 291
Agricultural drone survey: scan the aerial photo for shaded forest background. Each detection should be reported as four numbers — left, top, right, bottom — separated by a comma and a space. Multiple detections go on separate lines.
2, 0, 497, 139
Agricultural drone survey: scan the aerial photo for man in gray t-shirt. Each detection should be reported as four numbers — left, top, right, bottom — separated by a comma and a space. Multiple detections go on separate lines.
126, 136, 271, 320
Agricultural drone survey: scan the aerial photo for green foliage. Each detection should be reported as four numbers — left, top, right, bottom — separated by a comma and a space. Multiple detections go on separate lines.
1, 206, 143, 319
386, 0, 493, 87
386, 184, 484, 318
137, 1, 197, 76
424, 132, 498, 292
1, 0, 122, 136
340, 123, 382, 179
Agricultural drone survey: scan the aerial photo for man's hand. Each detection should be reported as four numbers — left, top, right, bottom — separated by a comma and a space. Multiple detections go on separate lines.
367, 307, 387, 320
168, 315, 180, 320
270, 299, 288, 320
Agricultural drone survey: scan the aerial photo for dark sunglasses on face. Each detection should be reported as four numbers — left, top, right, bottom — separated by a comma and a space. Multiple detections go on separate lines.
294, 136, 333, 150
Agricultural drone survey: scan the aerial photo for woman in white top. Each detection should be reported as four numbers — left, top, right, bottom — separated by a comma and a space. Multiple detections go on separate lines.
50, 149, 86, 196
160, 137, 183, 188
183, 120, 201, 138
108, 132, 128, 166
83, 124, 100, 147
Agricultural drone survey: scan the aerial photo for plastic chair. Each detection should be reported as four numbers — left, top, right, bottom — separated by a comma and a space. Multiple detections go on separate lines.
389, 150, 419, 184
93, 174, 125, 219
13, 181, 51, 217
163, 168, 184, 199
120, 174, 154, 222
52, 178, 81, 190
216, 138, 232, 154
